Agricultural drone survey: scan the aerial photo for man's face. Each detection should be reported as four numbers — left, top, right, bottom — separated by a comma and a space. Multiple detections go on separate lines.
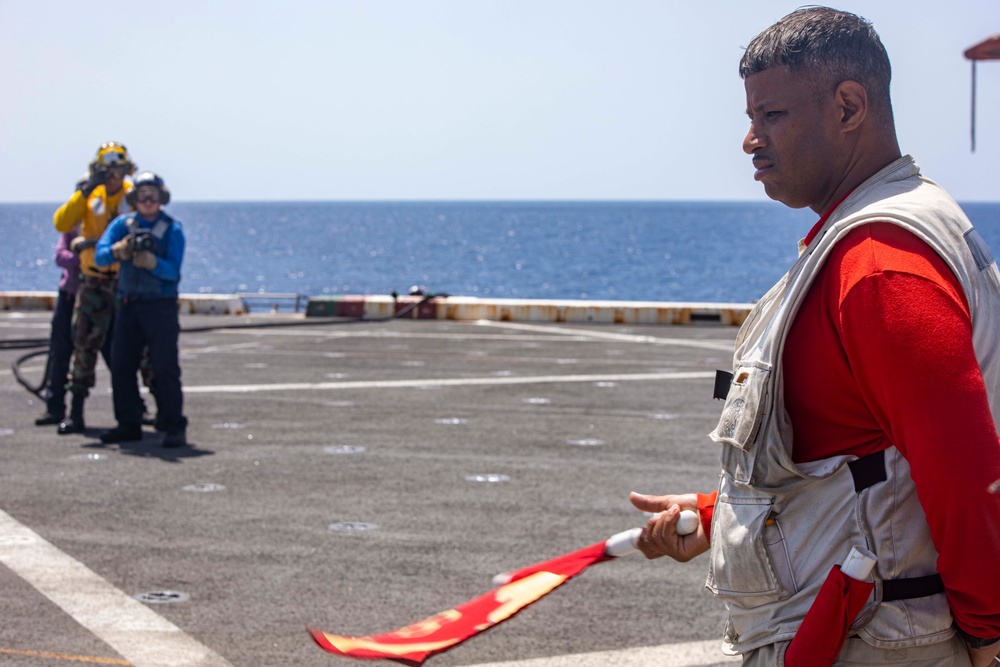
743, 66, 844, 213
104, 166, 126, 195
134, 185, 161, 218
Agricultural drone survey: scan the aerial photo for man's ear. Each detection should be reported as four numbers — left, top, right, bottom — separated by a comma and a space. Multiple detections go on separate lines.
835, 80, 868, 132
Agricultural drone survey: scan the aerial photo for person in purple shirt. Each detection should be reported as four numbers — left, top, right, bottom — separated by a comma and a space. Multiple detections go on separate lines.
36, 175, 114, 426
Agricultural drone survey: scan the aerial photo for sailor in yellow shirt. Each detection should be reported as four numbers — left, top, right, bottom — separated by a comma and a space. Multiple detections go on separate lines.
52, 141, 137, 434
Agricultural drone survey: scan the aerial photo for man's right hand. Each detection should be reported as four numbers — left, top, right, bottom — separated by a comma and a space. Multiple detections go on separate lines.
79, 165, 108, 196
70, 236, 97, 254
629, 492, 710, 562
111, 237, 133, 261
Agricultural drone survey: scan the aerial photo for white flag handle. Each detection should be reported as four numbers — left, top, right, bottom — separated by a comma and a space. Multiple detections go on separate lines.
492, 510, 698, 586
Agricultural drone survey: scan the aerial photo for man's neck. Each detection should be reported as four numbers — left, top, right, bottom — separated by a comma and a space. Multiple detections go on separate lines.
812, 145, 902, 215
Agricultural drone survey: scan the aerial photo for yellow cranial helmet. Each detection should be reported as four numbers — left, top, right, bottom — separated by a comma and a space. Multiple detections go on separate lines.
93, 141, 136, 175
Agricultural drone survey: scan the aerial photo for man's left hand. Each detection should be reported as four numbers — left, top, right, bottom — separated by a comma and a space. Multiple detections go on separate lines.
967, 643, 1000, 667
133, 251, 157, 270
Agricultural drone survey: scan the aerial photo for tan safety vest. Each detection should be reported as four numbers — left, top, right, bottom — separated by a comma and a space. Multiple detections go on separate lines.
707, 156, 1000, 654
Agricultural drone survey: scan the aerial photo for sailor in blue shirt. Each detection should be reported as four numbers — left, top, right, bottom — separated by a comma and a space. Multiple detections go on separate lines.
94, 172, 188, 447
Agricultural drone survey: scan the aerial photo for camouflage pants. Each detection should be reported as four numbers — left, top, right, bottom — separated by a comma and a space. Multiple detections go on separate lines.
67, 274, 116, 396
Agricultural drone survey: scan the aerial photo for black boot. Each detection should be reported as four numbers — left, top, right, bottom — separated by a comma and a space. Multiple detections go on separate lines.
162, 427, 187, 448
100, 425, 143, 444
36, 386, 66, 425
57, 393, 85, 435
35, 410, 64, 426
162, 416, 188, 448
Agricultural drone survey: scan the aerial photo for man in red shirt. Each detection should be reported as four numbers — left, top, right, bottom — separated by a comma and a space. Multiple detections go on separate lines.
630, 7, 1000, 666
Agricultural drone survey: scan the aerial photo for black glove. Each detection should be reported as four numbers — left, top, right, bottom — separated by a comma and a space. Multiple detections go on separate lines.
70, 237, 98, 254
79, 165, 109, 196
111, 237, 134, 261
133, 250, 157, 271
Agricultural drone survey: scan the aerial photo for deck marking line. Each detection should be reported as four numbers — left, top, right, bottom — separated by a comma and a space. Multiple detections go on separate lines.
474, 320, 735, 351
213, 324, 734, 351
457, 639, 738, 667
183, 371, 716, 394
0, 509, 234, 667
0, 647, 131, 665
215, 328, 596, 342
183, 341, 263, 354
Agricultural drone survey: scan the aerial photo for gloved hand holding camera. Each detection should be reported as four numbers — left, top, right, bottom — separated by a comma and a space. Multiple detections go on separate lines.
111, 236, 133, 261
79, 165, 109, 197
113, 231, 155, 263
133, 250, 157, 270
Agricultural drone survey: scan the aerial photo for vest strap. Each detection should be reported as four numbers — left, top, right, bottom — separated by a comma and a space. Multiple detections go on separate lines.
883, 574, 945, 601
849, 451, 945, 601
848, 449, 887, 492
713, 370, 734, 400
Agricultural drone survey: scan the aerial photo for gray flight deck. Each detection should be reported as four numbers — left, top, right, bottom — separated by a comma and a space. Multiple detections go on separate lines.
0, 310, 741, 667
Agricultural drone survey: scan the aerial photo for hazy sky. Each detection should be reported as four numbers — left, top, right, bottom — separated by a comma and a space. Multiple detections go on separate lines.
2, 1, 998, 203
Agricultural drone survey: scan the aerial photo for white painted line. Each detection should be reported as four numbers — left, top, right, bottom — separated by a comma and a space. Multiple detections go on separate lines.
0, 509, 234, 667
475, 321, 735, 352
183, 371, 716, 394
213, 328, 596, 343
0, 321, 51, 330
183, 341, 264, 355
458, 639, 738, 667
209, 324, 734, 352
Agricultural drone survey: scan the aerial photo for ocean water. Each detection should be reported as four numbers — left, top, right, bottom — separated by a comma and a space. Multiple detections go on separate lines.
4, 200, 999, 306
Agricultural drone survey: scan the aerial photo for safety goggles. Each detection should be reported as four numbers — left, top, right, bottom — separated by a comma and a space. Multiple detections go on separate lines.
98, 151, 129, 167
134, 186, 160, 204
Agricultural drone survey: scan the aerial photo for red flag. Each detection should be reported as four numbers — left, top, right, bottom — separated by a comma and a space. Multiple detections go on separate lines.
309, 539, 611, 666
784, 547, 876, 667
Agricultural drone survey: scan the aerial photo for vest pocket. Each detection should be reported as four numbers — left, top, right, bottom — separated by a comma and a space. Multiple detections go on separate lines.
709, 361, 771, 452
707, 494, 792, 608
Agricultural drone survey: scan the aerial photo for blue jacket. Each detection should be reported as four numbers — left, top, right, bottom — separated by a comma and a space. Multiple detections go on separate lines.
95, 211, 185, 300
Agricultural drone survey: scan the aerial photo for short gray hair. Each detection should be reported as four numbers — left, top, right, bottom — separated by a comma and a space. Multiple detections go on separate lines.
739, 7, 893, 118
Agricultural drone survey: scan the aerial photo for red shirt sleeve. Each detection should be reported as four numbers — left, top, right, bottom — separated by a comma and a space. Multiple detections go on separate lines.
697, 492, 717, 543
783, 222, 1000, 639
